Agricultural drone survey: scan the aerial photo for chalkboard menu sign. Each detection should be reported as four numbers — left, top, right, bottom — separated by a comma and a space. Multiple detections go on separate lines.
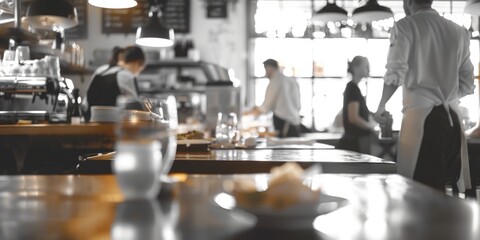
22, 0, 88, 39
66, 0, 88, 39
207, 0, 227, 18
102, 0, 190, 34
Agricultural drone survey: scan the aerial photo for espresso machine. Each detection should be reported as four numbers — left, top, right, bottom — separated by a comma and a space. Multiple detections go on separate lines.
137, 59, 241, 128
0, 70, 73, 123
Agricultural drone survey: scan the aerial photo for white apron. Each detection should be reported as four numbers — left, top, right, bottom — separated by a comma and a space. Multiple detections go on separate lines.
397, 91, 471, 192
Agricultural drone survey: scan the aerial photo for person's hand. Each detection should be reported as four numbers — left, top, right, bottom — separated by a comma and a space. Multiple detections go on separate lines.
370, 122, 378, 133
374, 106, 387, 124
243, 107, 261, 117
243, 110, 253, 116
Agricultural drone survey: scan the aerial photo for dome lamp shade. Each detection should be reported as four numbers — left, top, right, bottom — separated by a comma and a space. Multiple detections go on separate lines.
135, 8, 174, 48
465, 0, 480, 15
313, 1, 348, 23
352, 0, 393, 22
24, 0, 78, 29
0, 10, 14, 25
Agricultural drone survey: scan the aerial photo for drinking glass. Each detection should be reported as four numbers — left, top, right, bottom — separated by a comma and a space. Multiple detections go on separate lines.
215, 112, 238, 146
114, 95, 178, 199
111, 200, 161, 240
44, 55, 60, 77
15, 46, 30, 63
148, 95, 178, 179
3, 50, 15, 62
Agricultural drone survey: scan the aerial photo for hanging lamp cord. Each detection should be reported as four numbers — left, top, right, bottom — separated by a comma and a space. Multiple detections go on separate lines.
149, 0, 164, 17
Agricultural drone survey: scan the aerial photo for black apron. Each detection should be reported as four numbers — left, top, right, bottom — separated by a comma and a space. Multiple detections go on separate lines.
85, 67, 121, 121
273, 114, 301, 138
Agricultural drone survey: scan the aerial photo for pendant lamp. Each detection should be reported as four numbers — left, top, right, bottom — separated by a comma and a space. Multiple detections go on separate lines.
0, 10, 14, 24
135, 5, 174, 48
0, 2, 14, 25
352, 0, 393, 22
465, 0, 480, 15
89, 0, 137, 9
24, 0, 78, 29
313, 0, 348, 23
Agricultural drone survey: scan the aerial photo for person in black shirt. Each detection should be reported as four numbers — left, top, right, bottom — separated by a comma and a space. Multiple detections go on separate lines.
336, 56, 376, 154
84, 46, 146, 121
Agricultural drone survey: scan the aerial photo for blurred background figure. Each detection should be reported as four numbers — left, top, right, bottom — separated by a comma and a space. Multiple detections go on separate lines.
84, 46, 146, 121
244, 59, 301, 138
336, 56, 377, 154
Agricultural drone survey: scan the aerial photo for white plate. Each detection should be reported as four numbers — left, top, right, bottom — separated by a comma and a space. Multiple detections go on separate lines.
213, 192, 348, 230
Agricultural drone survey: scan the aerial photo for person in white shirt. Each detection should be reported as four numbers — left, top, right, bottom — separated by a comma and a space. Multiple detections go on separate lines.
374, 0, 475, 192
245, 59, 301, 138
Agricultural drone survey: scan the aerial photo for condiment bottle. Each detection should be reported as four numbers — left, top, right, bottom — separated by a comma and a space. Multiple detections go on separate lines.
71, 89, 82, 125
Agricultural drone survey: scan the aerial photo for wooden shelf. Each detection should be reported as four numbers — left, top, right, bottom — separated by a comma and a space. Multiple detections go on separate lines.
61, 63, 92, 75
0, 27, 39, 42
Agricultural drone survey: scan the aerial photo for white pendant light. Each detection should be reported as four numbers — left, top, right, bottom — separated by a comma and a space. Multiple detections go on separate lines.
352, 0, 393, 22
313, 0, 348, 23
135, 6, 174, 48
89, 0, 137, 9
465, 0, 480, 15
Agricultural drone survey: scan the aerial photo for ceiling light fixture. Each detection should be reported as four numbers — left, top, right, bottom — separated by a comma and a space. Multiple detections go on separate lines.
352, 0, 393, 22
313, 0, 348, 23
0, 0, 14, 25
23, 0, 78, 30
0, 9, 14, 24
135, 4, 174, 48
88, 0, 137, 9
465, 0, 480, 15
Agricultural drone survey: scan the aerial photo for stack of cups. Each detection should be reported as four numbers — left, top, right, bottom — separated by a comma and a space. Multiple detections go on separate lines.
215, 112, 239, 147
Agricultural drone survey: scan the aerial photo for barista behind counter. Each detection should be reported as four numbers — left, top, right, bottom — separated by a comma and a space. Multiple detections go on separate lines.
83, 46, 146, 121
244, 59, 301, 138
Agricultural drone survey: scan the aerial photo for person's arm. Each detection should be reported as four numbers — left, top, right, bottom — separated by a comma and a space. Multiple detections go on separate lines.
258, 78, 281, 113
347, 101, 376, 132
243, 80, 280, 117
117, 70, 138, 98
374, 84, 399, 123
243, 106, 262, 117
458, 29, 475, 99
375, 22, 410, 122
293, 79, 301, 111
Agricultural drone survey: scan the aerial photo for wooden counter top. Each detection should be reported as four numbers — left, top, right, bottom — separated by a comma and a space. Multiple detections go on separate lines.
77, 149, 396, 175
0, 123, 115, 136
0, 174, 477, 240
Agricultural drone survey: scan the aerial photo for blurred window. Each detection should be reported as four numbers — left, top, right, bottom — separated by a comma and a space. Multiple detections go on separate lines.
251, 0, 480, 131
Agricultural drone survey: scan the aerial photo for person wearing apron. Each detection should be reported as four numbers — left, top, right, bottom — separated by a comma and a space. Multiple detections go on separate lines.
84, 46, 145, 121
374, 0, 475, 192
244, 59, 301, 138
337, 56, 376, 154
